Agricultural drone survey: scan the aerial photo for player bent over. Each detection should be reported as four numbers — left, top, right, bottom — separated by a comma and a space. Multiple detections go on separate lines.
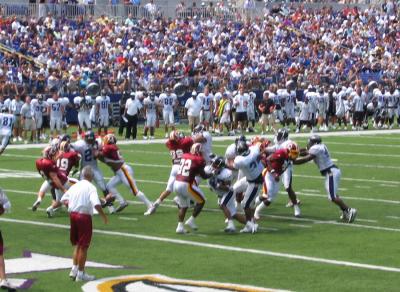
96, 134, 153, 214
207, 156, 246, 232
145, 130, 193, 215
294, 135, 357, 223
173, 143, 211, 234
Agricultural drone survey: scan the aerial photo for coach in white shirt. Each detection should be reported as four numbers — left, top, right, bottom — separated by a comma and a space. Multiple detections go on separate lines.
61, 166, 107, 282
185, 91, 202, 132
124, 92, 143, 140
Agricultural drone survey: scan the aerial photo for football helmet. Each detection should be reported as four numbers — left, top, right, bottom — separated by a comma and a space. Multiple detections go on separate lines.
59, 134, 71, 143
59, 141, 71, 153
43, 145, 58, 159
85, 130, 96, 145
193, 124, 205, 135
286, 141, 299, 160
211, 155, 225, 170
103, 133, 117, 145
307, 135, 322, 150
169, 130, 183, 141
276, 128, 289, 144
235, 135, 247, 145
236, 140, 249, 156
190, 143, 202, 155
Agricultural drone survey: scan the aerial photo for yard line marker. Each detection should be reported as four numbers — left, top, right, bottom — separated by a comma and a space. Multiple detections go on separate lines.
356, 219, 378, 223
118, 217, 138, 221
338, 188, 348, 191
332, 151, 400, 158
257, 227, 279, 232
380, 184, 397, 188
301, 189, 320, 193
289, 224, 312, 228
2, 217, 400, 273
26, 207, 45, 212
386, 216, 400, 220
355, 185, 371, 189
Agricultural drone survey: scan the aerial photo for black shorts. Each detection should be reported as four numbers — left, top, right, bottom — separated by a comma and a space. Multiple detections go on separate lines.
235, 112, 248, 122
0, 231, 3, 255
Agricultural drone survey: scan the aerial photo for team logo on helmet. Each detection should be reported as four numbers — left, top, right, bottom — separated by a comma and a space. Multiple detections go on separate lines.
103, 134, 117, 145
286, 141, 299, 160
190, 143, 202, 155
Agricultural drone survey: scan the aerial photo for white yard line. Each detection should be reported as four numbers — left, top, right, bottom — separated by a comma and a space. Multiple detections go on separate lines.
386, 216, 400, 220
5, 129, 400, 150
118, 217, 138, 221
301, 189, 320, 193
356, 219, 378, 223
289, 224, 312, 228
1, 217, 400, 273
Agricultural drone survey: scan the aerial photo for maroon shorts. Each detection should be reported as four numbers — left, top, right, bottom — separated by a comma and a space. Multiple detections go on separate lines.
70, 212, 92, 249
0, 231, 3, 255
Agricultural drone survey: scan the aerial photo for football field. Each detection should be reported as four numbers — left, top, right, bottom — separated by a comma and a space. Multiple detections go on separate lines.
1, 130, 400, 291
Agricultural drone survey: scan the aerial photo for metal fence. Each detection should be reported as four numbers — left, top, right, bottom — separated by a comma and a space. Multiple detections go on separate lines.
0, 1, 374, 20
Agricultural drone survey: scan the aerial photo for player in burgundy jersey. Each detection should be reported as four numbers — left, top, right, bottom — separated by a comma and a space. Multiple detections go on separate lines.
95, 134, 153, 214
144, 130, 193, 216
35, 144, 72, 217
56, 140, 80, 176
173, 143, 211, 233
254, 146, 300, 220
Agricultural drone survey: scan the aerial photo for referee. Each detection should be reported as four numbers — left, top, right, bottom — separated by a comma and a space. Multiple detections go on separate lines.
61, 166, 108, 282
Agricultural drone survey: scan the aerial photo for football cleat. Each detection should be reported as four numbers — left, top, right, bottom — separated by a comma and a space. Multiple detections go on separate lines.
75, 272, 96, 282
69, 268, 78, 280
0, 279, 16, 291
286, 199, 301, 208
115, 201, 128, 213
46, 207, 54, 218
32, 199, 41, 211
176, 223, 187, 234
240, 222, 255, 233
294, 204, 301, 217
185, 218, 198, 231
144, 204, 158, 216
347, 208, 357, 223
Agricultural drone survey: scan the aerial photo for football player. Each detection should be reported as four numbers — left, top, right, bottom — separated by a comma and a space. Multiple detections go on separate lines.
145, 130, 193, 215
293, 135, 357, 223
158, 87, 178, 138
254, 145, 299, 220
143, 92, 158, 140
192, 124, 213, 164
0, 109, 14, 156
35, 144, 71, 217
173, 143, 211, 233
47, 93, 65, 140
95, 134, 153, 214
206, 156, 246, 232
31, 94, 47, 142
198, 85, 213, 131
226, 139, 264, 233
72, 131, 113, 212
74, 90, 92, 137
95, 90, 112, 136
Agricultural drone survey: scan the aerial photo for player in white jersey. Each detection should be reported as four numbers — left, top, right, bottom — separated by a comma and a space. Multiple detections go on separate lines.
206, 156, 246, 232
276, 88, 288, 124
47, 93, 65, 139
73, 90, 92, 136
31, 95, 47, 142
294, 135, 357, 223
71, 130, 113, 212
158, 87, 178, 138
0, 111, 14, 155
95, 90, 112, 136
143, 92, 158, 140
61, 97, 70, 132
316, 88, 329, 131
285, 83, 297, 126
246, 91, 256, 132
386, 87, 397, 129
305, 88, 318, 131
227, 140, 263, 233
192, 124, 213, 164
393, 88, 400, 127
198, 86, 213, 131
233, 84, 249, 132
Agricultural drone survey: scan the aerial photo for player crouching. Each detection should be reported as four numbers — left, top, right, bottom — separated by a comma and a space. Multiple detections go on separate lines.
173, 143, 211, 234
95, 134, 153, 214
206, 156, 246, 232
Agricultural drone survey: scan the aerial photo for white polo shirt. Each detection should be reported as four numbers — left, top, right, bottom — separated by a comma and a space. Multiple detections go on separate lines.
61, 179, 101, 216
125, 98, 143, 116
185, 97, 202, 117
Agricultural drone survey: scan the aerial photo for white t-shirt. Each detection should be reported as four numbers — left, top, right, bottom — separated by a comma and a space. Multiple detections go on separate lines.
47, 98, 64, 119
10, 99, 24, 115
233, 93, 249, 113
96, 96, 111, 116
185, 97, 202, 117
125, 98, 142, 116
159, 93, 177, 112
0, 113, 15, 136
233, 145, 263, 181
309, 143, 334, 171
61, 179, 100, 215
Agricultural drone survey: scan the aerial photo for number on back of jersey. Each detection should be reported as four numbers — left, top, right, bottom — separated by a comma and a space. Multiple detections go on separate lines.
178, 159, 192, 176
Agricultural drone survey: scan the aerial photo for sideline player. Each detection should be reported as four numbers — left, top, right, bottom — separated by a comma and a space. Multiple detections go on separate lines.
145, 130, 193, 215
173, 143, 211, 233
143, 92, 158, 140
31, 94, 47, 142
95, 90, 112, 136
206, 156, 246, 232
95, 134, 153, 214
0, 109, 14, 156
158, 87, 177, 138
47, 93, 65, 139
74, 90, 92, 137
294, 135, 357, 223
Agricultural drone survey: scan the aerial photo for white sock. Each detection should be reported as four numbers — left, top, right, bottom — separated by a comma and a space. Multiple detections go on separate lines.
77, 270, 84, 278
71, 265, 78, 272
255, 202, 266, 214
177, 222, 184, 228
137, 191, 152, 208
154, 198, 161, 206
187, 216, 195, 224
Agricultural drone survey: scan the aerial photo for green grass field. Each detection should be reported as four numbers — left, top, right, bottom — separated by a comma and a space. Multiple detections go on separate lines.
1, 129, 400, 291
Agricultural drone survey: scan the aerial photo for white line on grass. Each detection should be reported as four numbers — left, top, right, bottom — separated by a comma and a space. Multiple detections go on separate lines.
380, 184, 398, 188
386, 216, 400, 220
356, 219, 378, 223
1, 217, 400, 273
118, 217, 138, 221
355, 185, 371, 189
301, 189, 320, 193
289, 224, 312, 228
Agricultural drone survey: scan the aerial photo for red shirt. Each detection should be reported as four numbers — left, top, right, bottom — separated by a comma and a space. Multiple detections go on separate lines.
166, 137, 193, 165
267, 149, 290, 176
57, 151, 80, 176
176, 153, 206, 184
101, 144, 124, 164
36, 158, 68, 186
